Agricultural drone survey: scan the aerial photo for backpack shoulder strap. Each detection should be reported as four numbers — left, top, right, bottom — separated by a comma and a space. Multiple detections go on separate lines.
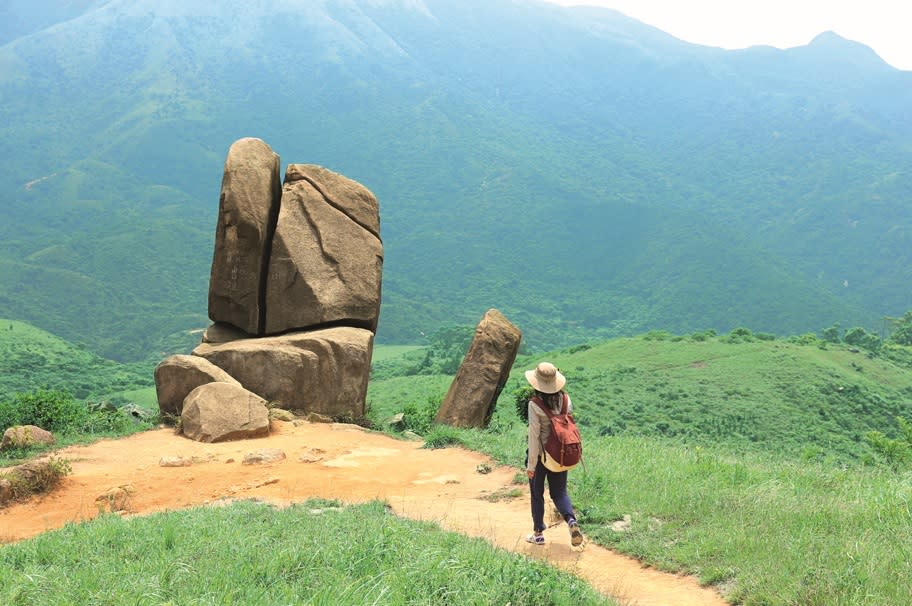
561, 392, 569, 415
531, 396, 556, 418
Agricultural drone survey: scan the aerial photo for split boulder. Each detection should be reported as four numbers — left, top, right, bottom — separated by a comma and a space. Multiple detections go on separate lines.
264, 164, 383, 335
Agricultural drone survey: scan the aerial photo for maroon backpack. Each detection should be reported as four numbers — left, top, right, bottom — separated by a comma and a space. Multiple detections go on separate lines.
532, 393, 582, 471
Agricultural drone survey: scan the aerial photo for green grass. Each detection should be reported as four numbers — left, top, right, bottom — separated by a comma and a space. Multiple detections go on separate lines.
0, 500, 614, 606
368, 332, 912, 462
103, 386, 158, 410
574, 437, 912, 605
0, 389, 157, 467
370, 344, 425, 363
523, 334, 912, 461
363, 410, 912, 605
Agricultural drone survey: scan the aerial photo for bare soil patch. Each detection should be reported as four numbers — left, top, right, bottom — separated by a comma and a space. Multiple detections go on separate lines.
0, 421, 727, 606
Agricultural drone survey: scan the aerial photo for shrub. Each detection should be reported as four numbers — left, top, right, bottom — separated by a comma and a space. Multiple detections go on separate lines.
643, 330, 673, 341
888, 311, 912, 345
844, 327, 881, 352
512, 385, 535, 423
788, 333, 819, 346
864, 417, 912, 469
401, 397, 438, 435
422, 425, 463, 449
690, 330, 717, 341
822, 323, 841, 343
0, 389, 89, 433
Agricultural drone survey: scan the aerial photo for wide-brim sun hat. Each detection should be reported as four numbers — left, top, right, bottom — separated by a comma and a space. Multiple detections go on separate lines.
525, 362, 566, 394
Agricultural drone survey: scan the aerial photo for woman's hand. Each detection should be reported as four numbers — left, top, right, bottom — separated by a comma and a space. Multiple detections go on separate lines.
526, 469, 535, 479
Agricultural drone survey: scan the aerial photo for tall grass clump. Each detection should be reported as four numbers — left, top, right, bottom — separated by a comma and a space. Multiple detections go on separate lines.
0, 499, 614, 605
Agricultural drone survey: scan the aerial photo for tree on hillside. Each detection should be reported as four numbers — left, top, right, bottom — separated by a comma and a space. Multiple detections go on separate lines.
888, 311, 912, 346
822, 323, 841, 343
414, 326, 475, 375
844, 327, 881, 352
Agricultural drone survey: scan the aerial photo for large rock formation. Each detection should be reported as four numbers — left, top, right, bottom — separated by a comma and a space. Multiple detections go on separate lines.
435, 309, 522, 429
155, 138, 383, 440
207, 145, 382, 337
192, 326, 374, 418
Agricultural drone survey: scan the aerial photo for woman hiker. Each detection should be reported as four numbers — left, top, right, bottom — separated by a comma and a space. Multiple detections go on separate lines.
524, 361, 584, 546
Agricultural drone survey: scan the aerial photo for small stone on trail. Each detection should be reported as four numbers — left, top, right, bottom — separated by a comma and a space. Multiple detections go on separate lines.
95, 485, 135, 513
298, 448, 325, 463
242, 448, 287, 465
159, 456, 193, 467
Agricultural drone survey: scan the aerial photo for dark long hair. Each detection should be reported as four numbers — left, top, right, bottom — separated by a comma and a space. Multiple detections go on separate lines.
535, 390, 564, 412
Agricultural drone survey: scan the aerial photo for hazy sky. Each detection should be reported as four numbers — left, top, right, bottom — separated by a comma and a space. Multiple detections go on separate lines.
545, 0, 912, 71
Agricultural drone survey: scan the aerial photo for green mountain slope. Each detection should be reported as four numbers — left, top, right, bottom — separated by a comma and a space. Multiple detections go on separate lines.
0, 0, 909, 360
0, 319, 153, 401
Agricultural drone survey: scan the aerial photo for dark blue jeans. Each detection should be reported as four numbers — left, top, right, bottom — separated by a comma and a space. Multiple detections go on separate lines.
528, 456, 577, 533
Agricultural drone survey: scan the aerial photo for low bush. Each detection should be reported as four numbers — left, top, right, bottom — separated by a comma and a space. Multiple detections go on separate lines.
0, 389, 90, 433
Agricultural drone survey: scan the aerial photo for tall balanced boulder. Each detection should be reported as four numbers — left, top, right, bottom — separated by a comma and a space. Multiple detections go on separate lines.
192, 326, 374, 418
157, 139, 383, 430
265, 164, 383, 335
208, 137, 282, 335
435, 309, 522, 429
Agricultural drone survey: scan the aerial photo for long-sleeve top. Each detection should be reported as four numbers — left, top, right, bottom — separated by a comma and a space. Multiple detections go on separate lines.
526, 392, 573, 474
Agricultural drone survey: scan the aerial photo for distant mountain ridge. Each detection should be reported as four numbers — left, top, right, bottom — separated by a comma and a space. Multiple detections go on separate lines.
0, 0, 909, 361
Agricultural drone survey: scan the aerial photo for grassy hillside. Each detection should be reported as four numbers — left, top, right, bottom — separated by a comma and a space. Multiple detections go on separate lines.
369, 331, 912, 462
4, 337, 909, 605
0, 319, 153, 402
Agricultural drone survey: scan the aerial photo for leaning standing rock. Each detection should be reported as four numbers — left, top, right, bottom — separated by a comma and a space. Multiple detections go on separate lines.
435, 309, 522, 428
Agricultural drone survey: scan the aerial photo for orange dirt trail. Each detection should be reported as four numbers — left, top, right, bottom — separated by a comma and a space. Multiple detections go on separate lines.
1, 421, 729, 606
